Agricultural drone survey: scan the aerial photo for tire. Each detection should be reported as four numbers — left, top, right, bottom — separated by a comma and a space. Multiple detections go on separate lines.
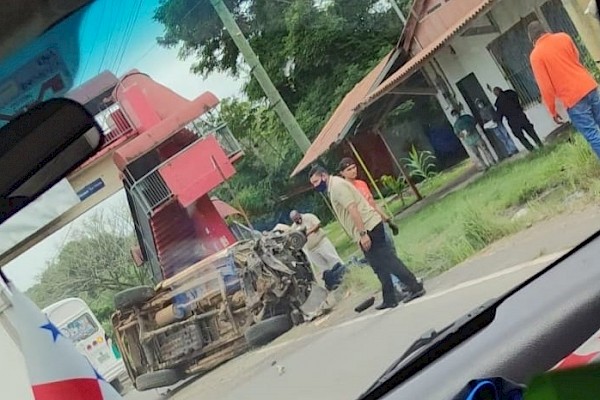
245, 314, 293, 347
109, 378, 124, 394
114, 286, 155, 311
135, 369, 181, 391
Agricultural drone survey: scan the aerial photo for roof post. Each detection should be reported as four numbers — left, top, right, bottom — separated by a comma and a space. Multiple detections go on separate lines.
375, 128, 423, 201
346, 139, 393, 217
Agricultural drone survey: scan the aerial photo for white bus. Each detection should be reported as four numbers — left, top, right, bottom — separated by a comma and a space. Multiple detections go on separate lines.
42, 298, 126, 393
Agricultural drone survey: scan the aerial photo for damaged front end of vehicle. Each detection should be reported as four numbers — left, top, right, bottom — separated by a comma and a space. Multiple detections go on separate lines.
111, 229, 330, 391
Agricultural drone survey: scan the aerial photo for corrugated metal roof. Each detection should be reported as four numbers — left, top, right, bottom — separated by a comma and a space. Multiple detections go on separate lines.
290, 51, 398, 177
357, 0, 494, 111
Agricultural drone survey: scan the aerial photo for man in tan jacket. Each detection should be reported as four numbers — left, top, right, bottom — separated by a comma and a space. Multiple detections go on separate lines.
309, 165, 424, 309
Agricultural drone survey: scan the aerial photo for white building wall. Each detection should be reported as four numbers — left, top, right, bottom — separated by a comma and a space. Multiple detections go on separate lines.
425, 0, 571, 152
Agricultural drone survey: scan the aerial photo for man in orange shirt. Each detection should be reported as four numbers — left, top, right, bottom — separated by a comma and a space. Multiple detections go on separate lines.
528, 21, 600, 158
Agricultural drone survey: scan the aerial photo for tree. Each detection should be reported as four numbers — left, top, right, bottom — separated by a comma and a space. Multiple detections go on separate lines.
154, 0, 411, 225
154, 0, 403, 133
27, 205, 152, 335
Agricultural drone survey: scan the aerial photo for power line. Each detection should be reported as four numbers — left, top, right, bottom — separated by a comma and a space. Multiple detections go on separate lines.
95, 0, 121, 75
112, 0, 145, 74
117, 0, 207, 73
79, 0, 109, 85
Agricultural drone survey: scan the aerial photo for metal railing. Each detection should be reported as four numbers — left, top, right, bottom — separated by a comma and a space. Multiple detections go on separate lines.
185, 119, 242, 158
125, 120, 241, 216
127, 169, 172, 216
94, 103, 135, 146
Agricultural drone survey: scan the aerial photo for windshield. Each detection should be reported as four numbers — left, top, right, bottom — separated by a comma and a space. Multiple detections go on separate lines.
2, 0, 600, 399
60, 313, 99, 343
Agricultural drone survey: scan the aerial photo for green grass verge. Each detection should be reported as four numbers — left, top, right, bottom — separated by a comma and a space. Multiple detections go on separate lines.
326, 133, 600, 290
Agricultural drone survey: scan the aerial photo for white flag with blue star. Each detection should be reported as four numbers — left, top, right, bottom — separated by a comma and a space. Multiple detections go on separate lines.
3, 281, 122, 400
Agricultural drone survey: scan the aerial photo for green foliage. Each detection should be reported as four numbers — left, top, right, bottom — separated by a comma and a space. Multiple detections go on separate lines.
154, 0, 415, 224
153, 0, 411, 224
403, 146, 438, 180
380, 174, 407, 205
26, 206, 152, 338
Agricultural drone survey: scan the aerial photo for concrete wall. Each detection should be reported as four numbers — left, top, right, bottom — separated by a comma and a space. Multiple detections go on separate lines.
563, 0, 600, 62
0, 154, 123, 266
423, 0, 574, 153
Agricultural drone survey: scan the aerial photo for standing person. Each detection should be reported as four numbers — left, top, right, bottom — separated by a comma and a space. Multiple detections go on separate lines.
493, 87, 543, 152
476, 98, 519, 157
337, 158, 399, 236
528, 21, 600, 158
289, 210, 344, 276
308, 165, 425, 310
338, 157, 408, 297
451, 109, 495, 170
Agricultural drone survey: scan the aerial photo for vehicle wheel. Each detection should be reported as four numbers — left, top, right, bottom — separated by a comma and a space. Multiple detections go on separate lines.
290, 309, 304, 326
114, 286, 155, 311
135, 369, 181, 391
245, 314, 293, 347
109, 378, 124, 394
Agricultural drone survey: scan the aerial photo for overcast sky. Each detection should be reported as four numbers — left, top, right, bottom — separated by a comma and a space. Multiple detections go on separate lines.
3, 0, 244, 290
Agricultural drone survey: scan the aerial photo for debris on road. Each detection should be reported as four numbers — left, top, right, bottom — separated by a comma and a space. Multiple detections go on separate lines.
354, 297, 375, 313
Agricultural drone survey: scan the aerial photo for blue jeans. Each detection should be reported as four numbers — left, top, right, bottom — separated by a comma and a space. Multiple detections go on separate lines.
494, 124, 518, 155
567, 89, 600, 159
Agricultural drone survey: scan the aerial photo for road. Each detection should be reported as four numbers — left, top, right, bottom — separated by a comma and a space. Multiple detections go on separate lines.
124, 250, 562, 400
3, 209, 597, 399
126, 209, 600, 400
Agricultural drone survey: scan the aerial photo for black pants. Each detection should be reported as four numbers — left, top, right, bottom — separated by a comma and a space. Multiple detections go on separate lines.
362, 223, 421, 304
508, 114, 543, 151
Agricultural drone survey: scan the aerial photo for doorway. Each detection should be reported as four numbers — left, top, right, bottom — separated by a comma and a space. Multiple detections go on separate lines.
456, 73, 509, 160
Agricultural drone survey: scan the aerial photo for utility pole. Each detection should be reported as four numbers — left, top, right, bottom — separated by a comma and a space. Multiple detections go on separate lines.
388, 0, 407, 24
209, 0, 311, 154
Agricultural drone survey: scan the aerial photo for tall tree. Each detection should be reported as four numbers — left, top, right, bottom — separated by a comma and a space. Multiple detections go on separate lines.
154, 0, 409, 223
154, 0, 402, 134
27, 206, 152, 333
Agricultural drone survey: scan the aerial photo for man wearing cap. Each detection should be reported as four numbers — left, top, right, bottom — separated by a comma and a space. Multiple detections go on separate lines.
339, 157, 414, 298
309, 165, 425, 309
338, 157, 400, 236
289, 210, 343, 276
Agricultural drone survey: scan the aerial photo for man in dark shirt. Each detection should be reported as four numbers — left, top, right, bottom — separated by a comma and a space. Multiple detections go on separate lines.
493, 87, 543, 152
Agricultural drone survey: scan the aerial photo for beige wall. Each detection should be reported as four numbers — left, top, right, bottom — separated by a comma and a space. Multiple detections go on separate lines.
0, 154, 124, 266
562, 0, 600, 62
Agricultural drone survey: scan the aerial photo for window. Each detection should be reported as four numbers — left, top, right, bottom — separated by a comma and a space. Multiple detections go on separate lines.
542, 0, 600, 79
60, 313, 98, 343
488, 13, 540, 107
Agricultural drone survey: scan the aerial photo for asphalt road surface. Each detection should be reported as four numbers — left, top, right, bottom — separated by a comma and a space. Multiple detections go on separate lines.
6, 210, 598, 400
125, 251, 560, 400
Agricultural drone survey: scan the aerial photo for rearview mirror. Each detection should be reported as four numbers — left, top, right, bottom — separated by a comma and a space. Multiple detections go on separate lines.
0, 98, 103, 222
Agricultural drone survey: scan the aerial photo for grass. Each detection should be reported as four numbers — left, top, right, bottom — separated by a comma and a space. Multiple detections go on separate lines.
385, 161, 473, 216
326, 132, 600, 291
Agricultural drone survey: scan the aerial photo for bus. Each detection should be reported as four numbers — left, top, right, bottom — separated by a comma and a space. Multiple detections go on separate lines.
42, 298, 126, 393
